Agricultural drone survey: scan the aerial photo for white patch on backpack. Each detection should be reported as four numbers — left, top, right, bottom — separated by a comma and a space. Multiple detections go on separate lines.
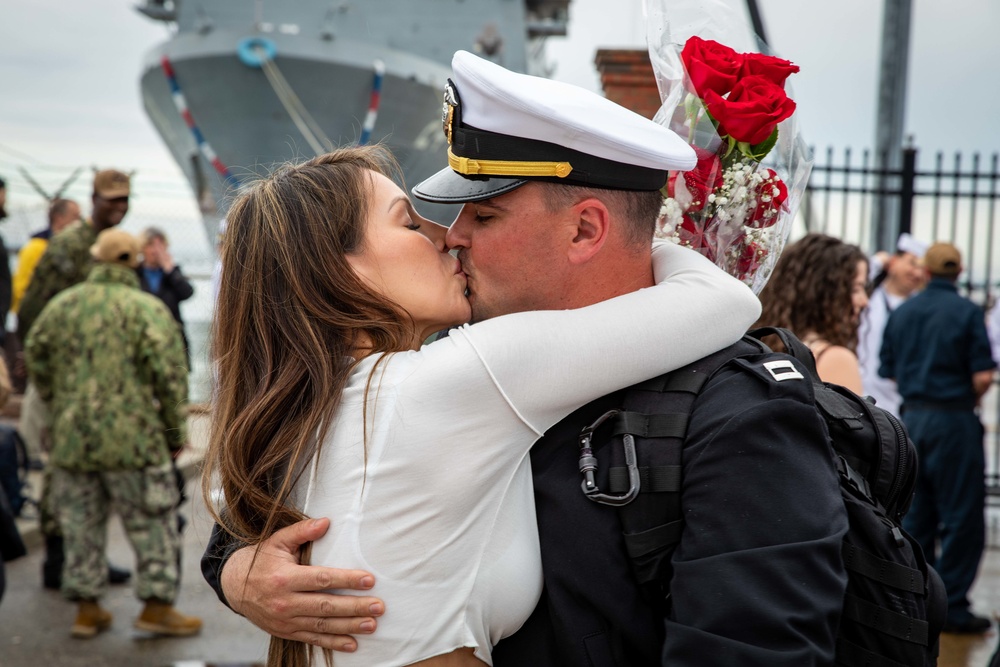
762, 360, 804, 382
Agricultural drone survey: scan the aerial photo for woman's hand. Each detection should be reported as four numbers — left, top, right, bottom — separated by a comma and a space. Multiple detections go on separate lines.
221, 517, 385, 652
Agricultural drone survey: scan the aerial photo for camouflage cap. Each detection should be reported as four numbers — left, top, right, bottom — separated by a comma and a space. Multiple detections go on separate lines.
93, 169, 131, 199
90, 229, 141, 268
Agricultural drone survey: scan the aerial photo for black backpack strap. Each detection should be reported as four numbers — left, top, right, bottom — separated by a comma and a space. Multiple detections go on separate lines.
747, 326, 819, 380
579, 336, 769, 605
842, 542, 925, 594
842, 593, 929, 645
835, 638, 913, 667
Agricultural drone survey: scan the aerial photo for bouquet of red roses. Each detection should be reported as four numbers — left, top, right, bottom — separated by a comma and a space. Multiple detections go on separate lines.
648, 23, 812, 293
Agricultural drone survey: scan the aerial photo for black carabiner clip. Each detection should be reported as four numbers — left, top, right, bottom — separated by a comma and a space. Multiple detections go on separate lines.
578, 409, 640, 506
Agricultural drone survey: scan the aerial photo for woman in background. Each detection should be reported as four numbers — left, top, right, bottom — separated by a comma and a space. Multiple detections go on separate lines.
138, 227, 195, 364
756, 233, 869, 392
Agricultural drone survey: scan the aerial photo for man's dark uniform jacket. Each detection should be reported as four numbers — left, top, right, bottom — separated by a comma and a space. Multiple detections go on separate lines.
203, 348, 848, 666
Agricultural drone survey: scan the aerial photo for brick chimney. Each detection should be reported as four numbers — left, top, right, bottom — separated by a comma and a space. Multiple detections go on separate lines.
594, 49, 661, 119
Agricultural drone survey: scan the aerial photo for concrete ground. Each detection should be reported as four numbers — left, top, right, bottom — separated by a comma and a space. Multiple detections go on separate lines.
0, 411, 268, 667
10, 500, 1000, 666
0, 480, 268, 667
938, 542, 1000, 667
6, 409, 1000, 666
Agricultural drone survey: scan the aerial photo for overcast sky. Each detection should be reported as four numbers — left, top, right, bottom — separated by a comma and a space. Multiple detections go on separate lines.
2, 0, 998, 255
549, 0, 1000, 156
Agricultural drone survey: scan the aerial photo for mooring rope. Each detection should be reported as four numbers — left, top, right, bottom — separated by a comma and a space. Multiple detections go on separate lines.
258, 52, 332, 155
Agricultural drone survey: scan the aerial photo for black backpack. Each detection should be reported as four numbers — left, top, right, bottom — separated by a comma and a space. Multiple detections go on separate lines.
579, 327, 946, 667
0, 425, 29, 517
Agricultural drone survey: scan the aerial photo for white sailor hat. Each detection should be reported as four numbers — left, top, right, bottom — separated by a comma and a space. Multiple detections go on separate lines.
412, 50, 697, 203
896, 232, 928, 259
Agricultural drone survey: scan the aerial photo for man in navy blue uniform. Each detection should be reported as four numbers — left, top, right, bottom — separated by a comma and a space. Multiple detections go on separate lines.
201, 56, 848, 665
880, 242, 996, 634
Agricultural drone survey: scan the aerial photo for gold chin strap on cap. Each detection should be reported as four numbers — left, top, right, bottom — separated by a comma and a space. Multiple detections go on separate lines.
448, 149, 573, 179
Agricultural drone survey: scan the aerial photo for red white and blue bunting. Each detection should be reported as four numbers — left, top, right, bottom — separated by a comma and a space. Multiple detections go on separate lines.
160, 55, 239, 187
359, 60, 385, 146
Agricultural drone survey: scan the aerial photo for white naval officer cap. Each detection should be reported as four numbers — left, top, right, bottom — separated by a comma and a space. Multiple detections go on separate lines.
412, 50, 697, 204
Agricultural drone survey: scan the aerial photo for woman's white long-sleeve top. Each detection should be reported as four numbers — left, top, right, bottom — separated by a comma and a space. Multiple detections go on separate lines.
297, 242, 761, 666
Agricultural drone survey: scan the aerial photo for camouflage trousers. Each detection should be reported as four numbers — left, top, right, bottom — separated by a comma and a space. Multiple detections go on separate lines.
49, 463, 180, 603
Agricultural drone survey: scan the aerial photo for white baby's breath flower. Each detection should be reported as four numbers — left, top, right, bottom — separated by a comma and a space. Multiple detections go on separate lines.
656, 197, 685, 240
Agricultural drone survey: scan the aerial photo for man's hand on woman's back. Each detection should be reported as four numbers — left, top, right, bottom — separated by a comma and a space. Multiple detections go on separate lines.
221, 517, 385, 652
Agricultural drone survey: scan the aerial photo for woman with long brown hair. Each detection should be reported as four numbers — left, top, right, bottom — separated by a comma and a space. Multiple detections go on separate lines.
755, 233, 870, 392
203, 144, 759, 667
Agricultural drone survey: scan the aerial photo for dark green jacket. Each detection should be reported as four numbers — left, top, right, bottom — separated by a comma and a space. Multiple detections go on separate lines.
17, 219, 98, 341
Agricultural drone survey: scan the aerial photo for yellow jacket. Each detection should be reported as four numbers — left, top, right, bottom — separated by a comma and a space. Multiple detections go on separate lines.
12, 237, 48, 314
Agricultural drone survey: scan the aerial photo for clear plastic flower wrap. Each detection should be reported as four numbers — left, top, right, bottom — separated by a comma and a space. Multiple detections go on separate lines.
644, 0, 813, 294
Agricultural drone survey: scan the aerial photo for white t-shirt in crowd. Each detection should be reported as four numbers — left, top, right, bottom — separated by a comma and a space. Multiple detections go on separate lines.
988, 302, 1000, 365
295, 242, 761, 666
858, 285, 907, 417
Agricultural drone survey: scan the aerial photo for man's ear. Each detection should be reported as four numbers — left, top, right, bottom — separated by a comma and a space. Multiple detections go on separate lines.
566, 198, 610, 264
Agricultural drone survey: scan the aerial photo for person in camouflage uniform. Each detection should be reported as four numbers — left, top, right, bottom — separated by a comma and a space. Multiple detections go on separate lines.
17, 169, 131, 339
17, 169, 133, 590
24, 229, 201, 639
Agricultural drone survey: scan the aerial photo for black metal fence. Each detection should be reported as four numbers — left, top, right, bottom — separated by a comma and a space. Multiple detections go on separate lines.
803, 146, 1000, 493
804, 146, 1000, 303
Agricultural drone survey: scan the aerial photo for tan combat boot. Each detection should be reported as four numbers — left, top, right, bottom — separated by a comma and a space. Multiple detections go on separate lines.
134, 600, 203, 636
71, 600, 113, 638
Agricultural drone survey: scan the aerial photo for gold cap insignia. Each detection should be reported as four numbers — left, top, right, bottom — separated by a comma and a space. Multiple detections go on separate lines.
442, 82, 458, 145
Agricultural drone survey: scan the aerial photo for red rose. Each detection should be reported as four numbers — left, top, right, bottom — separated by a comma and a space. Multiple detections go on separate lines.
739, 52, 800, 88
676, 215, 718, 261
669, 146, 723, 212
681, 36, 744, 97
704, 75, 796, 145
736, 239, 766, 279
747, 170, 789, 228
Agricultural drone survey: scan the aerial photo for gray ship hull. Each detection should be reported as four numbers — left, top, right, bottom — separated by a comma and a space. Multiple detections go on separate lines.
138, 0, 571, 239
142, 32, 453, 238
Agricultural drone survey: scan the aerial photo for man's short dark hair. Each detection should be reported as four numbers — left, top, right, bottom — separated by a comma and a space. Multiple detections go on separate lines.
0, 176, 6, 189
140, 226, 168, 247
48, 198, 76, 224
540, 183, 664, 247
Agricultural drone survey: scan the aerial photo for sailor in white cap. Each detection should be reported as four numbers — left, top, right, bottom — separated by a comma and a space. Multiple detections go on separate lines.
412, 50, 698, 323
858, 232, 930, 417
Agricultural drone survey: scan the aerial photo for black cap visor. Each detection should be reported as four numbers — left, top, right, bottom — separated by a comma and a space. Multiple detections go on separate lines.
412, 167, 528, 204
